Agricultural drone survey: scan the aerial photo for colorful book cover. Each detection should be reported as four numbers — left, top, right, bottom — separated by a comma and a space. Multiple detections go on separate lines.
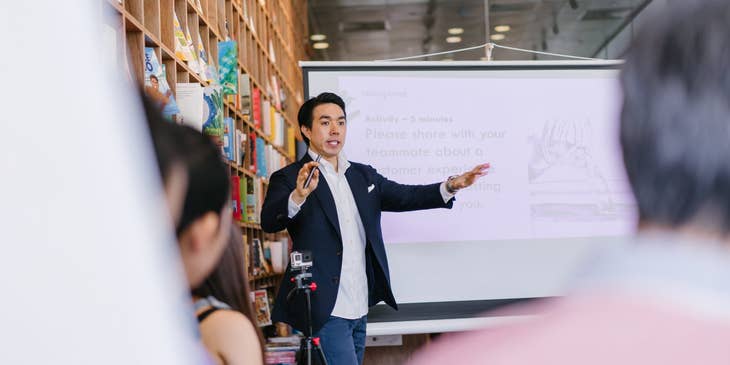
249, 132, 257, 173
231, 175, 242, 221
218, 41, 238, 95
173, 11, 193, 61
252, 87, 262, 128
143, 48, 180, 121
245, 176, 256, 223
202, 85, 224, 144
237, 129, 246, 165
251, 289, 272, 327
196, 32, 209, 78
239, 176, 247, 222
256, 137, 267, 177
223, 117, 234, 161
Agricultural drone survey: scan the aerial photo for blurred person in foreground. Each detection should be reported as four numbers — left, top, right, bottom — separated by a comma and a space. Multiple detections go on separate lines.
146, 97, 232, 289
410, 2, 730, 364
192, 225, 265, 365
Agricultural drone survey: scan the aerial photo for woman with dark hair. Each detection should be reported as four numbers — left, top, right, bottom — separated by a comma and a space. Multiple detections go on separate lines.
193, 225, 265, 365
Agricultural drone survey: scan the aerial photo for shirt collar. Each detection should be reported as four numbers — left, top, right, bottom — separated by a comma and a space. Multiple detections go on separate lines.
308, 148, 350, 175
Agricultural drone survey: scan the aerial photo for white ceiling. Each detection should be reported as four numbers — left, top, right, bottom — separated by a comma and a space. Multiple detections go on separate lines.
308, 0, 649, 61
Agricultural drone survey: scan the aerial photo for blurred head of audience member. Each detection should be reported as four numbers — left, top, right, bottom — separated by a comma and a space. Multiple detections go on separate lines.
145, 95, 232, 289
620, 1, 730, 239
192, 225, 265, 364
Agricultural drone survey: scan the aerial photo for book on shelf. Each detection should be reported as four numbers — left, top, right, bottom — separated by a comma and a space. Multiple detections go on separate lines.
231, 175, 242, 221
265, 336, 299, 365
250, 288, 272, 327
245, 177, 256, 223
265, 240, 288, 273
143, 48, 181, 122
187, 36, 201, 75
203, 85, 225, 144
176, 83, 204, 131
287, 127, 296, 157
251, 237, 271, 275
173, 11, 194, 62
264, 351, 296, 365
248, 132, 257, 173
236, 129, 246, 166
195, 0, 204, 14
242, 232, 249, 284
256, 137, 267, 177
268, 40, 276, 63
262, 99, 271, 136
222, 117, 245, 165
239, 175, 248, 222
253, 177, 263, 222
223, 116, 235, 161
252, 87, 262, 129
239, 73, 252, 114
196, 32, 210, 81
270, 75, 282, 110
218, 40, 238, 96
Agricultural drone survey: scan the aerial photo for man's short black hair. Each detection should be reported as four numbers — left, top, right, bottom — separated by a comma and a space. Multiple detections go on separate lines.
620, 1, 730, 233
297, 92, 346, 145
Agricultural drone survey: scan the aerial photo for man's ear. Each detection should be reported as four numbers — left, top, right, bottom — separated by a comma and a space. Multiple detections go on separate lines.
187, 212, 220, 253
301, 125, 311, 141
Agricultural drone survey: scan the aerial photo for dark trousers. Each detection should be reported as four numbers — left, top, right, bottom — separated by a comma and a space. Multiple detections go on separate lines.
315, 315, 368, 365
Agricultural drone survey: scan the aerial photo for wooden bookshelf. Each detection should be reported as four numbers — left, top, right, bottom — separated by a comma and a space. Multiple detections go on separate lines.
103, 0, 307, 335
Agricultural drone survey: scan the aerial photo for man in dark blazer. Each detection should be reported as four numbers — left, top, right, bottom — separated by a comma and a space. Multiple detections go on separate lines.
262, 92, 488, 364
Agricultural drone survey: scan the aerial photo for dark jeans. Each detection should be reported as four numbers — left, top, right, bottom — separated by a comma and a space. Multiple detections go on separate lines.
314, 315, 367, 365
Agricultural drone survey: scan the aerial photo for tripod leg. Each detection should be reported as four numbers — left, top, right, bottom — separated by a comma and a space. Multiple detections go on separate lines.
313, 343, 329, 365
298, 338, 313, 365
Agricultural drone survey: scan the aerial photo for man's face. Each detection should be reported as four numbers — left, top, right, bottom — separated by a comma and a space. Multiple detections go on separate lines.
150, 77, 159, 90
301, 103, 347, 160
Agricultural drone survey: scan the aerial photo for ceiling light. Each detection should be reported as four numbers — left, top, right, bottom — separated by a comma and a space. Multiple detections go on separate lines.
446, 36, 462, 43
494, 25, 511, 33
313, 42, 329, 49
310, 34, 327, 41
448, 27, 464, 35
490, 34, 505, 41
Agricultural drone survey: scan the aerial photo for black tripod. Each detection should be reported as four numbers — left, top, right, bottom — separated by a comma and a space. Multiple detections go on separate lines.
287, 265, 328, 365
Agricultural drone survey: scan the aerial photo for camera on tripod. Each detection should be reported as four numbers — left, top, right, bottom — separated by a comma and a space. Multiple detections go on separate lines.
286, 250, 327, 364
290, 250, 313, 271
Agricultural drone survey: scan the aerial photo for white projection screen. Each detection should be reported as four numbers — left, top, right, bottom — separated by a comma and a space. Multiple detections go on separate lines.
301, 61, 636, 331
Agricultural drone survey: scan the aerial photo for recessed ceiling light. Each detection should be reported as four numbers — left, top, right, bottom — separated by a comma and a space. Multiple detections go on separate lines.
494, 25, 511, 33
490, 34, 506, 41
313, 42, 329, 49
448, 27, 464, 35
310, 34, 327, 41
446, 36, 462, 43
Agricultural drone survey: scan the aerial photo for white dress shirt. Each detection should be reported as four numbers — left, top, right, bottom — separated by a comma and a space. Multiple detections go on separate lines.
288, 149, 456, 319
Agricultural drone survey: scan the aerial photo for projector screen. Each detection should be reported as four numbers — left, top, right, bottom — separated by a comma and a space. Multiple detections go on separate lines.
302, 61, 636, 325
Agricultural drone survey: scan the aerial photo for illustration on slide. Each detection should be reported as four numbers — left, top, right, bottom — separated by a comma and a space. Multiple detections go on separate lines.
527, 118, 633, 229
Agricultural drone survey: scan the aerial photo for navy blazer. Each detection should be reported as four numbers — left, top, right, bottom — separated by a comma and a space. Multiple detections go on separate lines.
261, 154, 453, 333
